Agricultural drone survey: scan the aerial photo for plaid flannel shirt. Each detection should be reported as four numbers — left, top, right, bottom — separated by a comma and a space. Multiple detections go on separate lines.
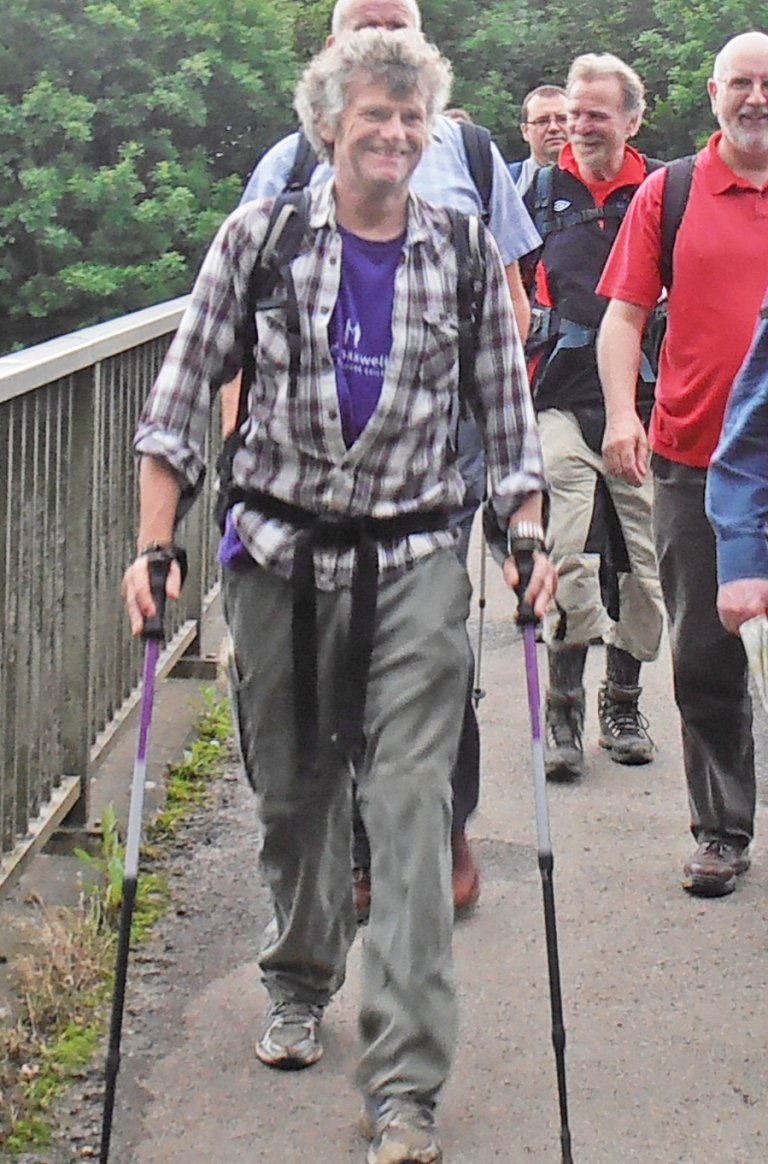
135, 179, 546, 590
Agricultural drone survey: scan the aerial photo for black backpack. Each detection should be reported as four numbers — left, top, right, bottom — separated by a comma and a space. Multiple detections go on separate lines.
215, 190, 487, 531
525, 153, 696, 378
527, 153, 695, 282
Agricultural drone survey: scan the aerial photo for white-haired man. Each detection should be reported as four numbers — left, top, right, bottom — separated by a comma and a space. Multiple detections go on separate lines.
123, 30, 554, 1164
598, 31, 768, 896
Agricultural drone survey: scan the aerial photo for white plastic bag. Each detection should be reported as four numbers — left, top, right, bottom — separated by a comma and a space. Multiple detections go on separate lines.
739, 614, 768, 714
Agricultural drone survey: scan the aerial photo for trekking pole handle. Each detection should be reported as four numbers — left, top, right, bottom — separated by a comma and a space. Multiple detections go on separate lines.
143, 557, 170, 641
138, 544, 188, 641
508, 527, 545, 627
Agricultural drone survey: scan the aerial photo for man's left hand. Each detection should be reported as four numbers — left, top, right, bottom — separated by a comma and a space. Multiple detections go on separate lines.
503, 550, 558, 619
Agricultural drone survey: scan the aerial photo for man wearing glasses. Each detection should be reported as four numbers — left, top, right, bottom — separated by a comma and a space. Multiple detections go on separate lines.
509, 85, 568, 194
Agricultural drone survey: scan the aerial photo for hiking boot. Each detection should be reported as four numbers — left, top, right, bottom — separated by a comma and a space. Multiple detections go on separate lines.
545, 689, 586, 781
597, 680, 654, 764
682, 838, 751, 897
452, 831, 480, 914
255, 1000, 323, 1069
361, 1095, 442, 1164
354, 867, 372, 924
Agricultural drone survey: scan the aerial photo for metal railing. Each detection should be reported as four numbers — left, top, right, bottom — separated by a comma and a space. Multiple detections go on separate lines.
0, 297, 221, 884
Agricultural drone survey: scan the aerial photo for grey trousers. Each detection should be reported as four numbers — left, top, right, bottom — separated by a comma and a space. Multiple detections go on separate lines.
223, 548, 471, 1100
652, 454, 755, 845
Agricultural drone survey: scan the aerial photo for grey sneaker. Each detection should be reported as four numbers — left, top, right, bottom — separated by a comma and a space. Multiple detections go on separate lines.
361, 1095, 442, 1164
255, 1000, 323, 1070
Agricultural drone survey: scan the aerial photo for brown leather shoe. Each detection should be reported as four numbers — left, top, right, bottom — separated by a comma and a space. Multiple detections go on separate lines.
682, 838, 751, 897
452, 831, 480, 914
353, 867, 371, 923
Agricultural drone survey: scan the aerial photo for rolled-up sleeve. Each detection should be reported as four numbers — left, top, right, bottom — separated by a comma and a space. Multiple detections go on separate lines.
706, 309, 768, 583
134, 204, 268, 498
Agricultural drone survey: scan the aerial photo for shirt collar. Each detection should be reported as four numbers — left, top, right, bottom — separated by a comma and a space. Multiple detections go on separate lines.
699, 131, 767, 194
559, 140, 647, 200
310, 177, 431, 245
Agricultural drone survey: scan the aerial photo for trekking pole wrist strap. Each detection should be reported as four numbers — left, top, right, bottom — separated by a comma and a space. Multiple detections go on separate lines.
137, 542, 189, 588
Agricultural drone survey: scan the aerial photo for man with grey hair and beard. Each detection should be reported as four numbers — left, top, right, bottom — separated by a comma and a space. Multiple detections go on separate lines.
122, 29, 554, 1163
523, 52, 664, 785
598, 30, 768, 897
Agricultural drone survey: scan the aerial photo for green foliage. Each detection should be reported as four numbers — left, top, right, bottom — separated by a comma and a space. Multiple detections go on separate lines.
418, 0, 760, 162
1, 0, 301, 353
1, 0, 759, 352
75, 803, 124, 929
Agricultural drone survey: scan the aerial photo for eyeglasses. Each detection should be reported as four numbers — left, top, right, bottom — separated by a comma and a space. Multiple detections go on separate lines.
524, 114, 568, 128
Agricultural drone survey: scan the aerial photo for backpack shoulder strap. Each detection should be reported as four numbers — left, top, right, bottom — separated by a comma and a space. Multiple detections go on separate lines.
236, 189, 310, 433
459, 121, 494, 224
508, 159, 524, 183
528, 163, 556, 239
660, 154, 696, 290
451, 209, 487, 419
283, 130, 319, 193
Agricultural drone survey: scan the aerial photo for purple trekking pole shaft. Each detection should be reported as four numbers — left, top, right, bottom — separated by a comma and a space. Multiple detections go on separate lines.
100, 558, 169, 1164
515, 545, 574, 1164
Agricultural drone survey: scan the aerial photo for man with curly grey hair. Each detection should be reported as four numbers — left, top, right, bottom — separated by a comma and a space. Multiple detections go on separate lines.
234, 0, 544, 920
123, 28, 554, 1164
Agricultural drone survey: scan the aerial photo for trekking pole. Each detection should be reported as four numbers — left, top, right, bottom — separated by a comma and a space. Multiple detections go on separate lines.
512, 536, 574, 1164
472, 526, 488, 709
100, 555, 171, 1164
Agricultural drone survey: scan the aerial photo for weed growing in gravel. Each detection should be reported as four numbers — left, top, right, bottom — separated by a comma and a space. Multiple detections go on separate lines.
0, 690, 232, 1154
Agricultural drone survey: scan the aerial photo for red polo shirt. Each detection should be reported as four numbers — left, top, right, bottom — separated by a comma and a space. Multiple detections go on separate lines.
598, 132, 768, 467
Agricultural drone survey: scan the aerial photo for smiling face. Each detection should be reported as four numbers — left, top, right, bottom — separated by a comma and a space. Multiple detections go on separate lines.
709, 38, 768, 163
521, 92, 568, 165
323, 76, 429, 198
566, 75, 640, 179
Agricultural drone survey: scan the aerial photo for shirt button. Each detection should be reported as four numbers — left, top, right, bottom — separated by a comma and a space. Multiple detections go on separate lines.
328, 409, 338, 421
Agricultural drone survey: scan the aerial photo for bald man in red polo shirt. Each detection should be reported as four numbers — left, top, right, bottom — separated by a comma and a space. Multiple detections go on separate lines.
597, 30, 768, 897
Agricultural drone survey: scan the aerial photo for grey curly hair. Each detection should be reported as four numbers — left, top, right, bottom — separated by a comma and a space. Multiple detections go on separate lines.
294, 28, 452, 161
567, 52, 646, 118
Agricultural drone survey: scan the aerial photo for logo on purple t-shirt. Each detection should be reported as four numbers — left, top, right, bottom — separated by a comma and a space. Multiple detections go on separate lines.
330, 226, 405, 447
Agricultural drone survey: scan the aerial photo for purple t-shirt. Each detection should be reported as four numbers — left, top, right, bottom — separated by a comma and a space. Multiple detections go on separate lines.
330, 226, 404, 447
220, 225, 404, 566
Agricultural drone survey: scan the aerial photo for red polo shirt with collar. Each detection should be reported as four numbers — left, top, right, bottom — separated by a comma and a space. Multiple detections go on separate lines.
597, 132, 768, 467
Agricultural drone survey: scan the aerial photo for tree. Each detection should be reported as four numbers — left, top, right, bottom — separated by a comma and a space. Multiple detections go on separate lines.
0, 0, 300, 353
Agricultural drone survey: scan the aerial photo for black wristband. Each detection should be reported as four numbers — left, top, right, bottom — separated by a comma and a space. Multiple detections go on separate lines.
137, 542, 189, 588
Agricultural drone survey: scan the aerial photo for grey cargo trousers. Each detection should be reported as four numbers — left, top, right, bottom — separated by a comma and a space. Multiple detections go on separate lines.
223, 548, 471, 1101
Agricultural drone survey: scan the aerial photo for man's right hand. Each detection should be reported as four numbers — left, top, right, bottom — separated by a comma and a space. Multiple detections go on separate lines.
122, 555, 182, 637
717, 578, 768, 635
602, 413, 649, 486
